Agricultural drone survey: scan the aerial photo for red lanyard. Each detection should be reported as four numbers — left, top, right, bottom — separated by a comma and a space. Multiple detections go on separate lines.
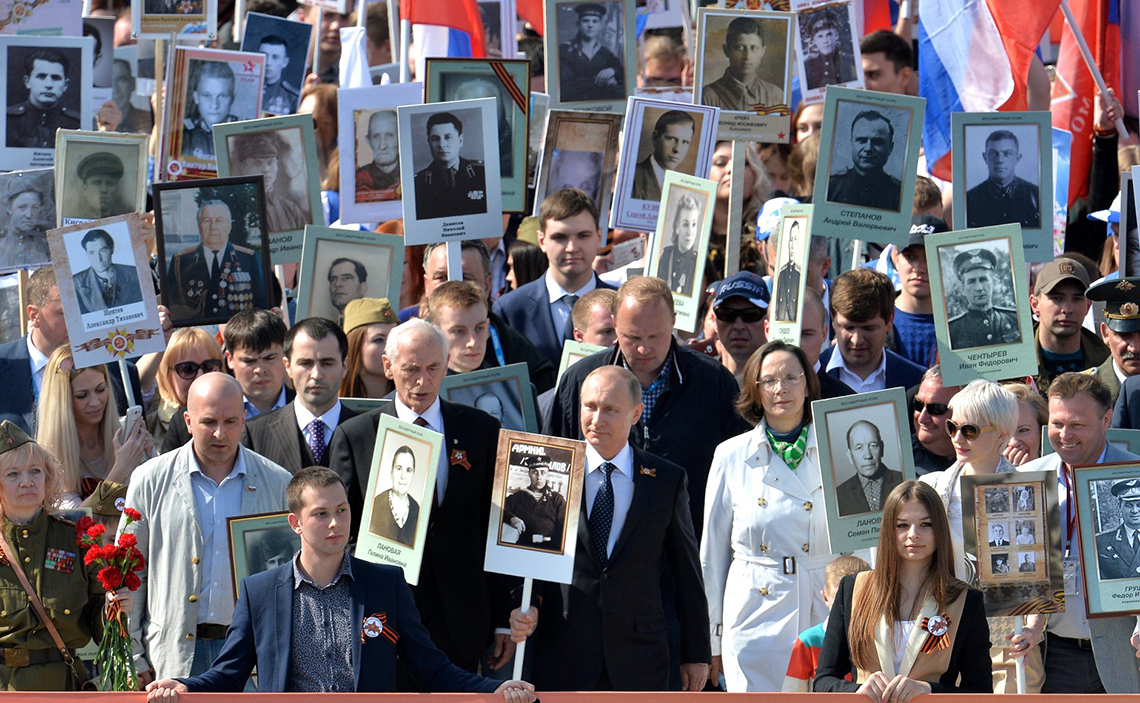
1062, 463, 1075, 551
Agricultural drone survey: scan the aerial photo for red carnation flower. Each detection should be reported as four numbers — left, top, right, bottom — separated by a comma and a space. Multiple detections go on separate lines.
118, 534, 137, 550
124, 572, 141, 591
84, 548, 100, 566
98, 566, 124, 591
86, 524, 106, 540
99, 545, 119, 561
75, 516, 95, 534
122, 508, 142, 522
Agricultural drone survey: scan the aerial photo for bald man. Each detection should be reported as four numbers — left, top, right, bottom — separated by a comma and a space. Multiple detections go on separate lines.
834, 419, 903, 517
121, 372, 292, 684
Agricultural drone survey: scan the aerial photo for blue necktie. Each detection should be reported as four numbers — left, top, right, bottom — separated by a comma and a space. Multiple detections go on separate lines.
589, 462, 616, 568
306, 419, 327, 464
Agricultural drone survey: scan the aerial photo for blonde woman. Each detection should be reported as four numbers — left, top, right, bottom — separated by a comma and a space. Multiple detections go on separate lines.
151, 328, 223, 449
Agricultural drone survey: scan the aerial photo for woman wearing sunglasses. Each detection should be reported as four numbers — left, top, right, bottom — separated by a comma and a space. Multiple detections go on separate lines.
918, 379, 1041, 693
150, 328, 223, 448
814, 481, 992, 699
1001, 383, 1048, 467
702, 340, 854, 691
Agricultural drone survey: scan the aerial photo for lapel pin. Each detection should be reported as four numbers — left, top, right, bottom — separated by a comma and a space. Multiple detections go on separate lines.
640, 466, 656, 477
246, 486, 257, 492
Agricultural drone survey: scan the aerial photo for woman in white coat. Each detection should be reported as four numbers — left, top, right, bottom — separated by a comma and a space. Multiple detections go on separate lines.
701, 340, 843, 691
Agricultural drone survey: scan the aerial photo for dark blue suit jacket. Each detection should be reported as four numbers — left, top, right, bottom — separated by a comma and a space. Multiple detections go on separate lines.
818, 346, 925, 392
178, 556, 499, 693
492, 273, 614, 366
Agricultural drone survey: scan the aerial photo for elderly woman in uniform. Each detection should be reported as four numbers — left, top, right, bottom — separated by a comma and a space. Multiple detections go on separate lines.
702, 340, 855, 691
0, 420, 130, 690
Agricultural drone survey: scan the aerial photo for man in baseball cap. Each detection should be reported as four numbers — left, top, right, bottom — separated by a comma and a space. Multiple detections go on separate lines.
889, 214, 949, 367
1031, 257, 1107, 392
711, 271, 769, 385
1084, 277, 1140, 402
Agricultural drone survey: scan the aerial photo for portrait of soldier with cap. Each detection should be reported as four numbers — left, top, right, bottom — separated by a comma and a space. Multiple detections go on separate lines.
0, 176, 53, 271
6, 47, 81, 149
946, 246, 1021, 350
355, 109, 401, 202
700, 16, 786, 113
71, 227, 144, 314
257, 35, 299, 116
558, 1, 625, 103
1085, 278, 1140, 403
965, 128, 1041, 230
801, 8, 856, 90
656, 191, 705, 297
503, 455, 568, 553
64, 151, 133, 222
181, 60, 243, 161
826, 108, 904, 211
412, 111, 488, 220
228, 132, 308, 232
1096, 478, 1140, 580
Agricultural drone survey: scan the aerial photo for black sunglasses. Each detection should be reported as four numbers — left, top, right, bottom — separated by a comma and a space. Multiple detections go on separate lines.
173, 359, 223, 380
945, 420, 997, 441
913, 398, 950, 417
714, 307, 766, 324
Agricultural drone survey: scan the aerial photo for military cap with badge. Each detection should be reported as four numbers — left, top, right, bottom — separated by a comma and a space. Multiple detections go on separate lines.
1086, 277, 1140, 334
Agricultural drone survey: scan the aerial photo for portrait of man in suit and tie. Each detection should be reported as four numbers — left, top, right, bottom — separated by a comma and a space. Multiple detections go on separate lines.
370, 444, 422, 548
1096, 478, 1140, 581
631, 110, 695, 202
834, 419, 904, 517
773, 218, 803, 323
70, 227, 144, 314
988, 522, 1010, 547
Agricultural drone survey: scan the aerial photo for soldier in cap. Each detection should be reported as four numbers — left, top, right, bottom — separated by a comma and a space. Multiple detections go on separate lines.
181, 61, 241, 161
826, 110, 903, 211
257, 35, 299, 116
802, 9, 856, 90
1095, 478, 1140, 580
72, 228, 144, 314
965, 129, 1041, 229
0, 179, 52, 270
67, 152, 131, 221
354, 109, 401, 202
558, 2, 625, 102
503, 455, 567, 553
700, 17, 785, 113
6, 48, 81, 149
946, 247, 1021, 349
230, 132, 307, 231
413, 112, 487, 219
1031, 257, 1106, 391
1084, 278, 1140, 403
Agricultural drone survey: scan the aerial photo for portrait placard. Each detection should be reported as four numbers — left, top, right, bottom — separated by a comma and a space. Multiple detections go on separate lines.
355, 414, 443, 585
47, 213, 165, 370
0, 168, 56, 274
160, 47, 265, 182
478, 0, 518, 59
425, 58, 530, 214
337, 82, 423, 228
543, 0, 636, 113
397, 98, 503, 246
484, 430, 586, 584
813, 388, 915, 553
925, 224, 1037, 387
1125, 170, 1139, 278
54, 130, 147, 226
240, 12, 312, 117
1074, 462, 1140, 617
226, 511, 300, 600
0, 35, 93, 171
295, 225, 404, 324
610, 96, 720, 233
951, 111, 1053, 263
557, 340, 606, 385
83, 15, 114, 114
153, 176, 273, 327
213, 115, 322, 265
439, 363, 539, 433
791, 0, 863, 104
132, 0, 216, 39
960, 471, 1062, 616
812, 86, 923, 246
646, 171, 717, 333
0, 0, 82, 35
694, 8, 794, 142
532, 109, 622, 221
1042, 428, 1140, 458
527, 92, 549, 188
338, 397, 392, 416
768, 203, 813, 345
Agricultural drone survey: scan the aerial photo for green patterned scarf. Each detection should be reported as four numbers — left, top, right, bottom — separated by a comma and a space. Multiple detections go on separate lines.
766, 424, 810, 470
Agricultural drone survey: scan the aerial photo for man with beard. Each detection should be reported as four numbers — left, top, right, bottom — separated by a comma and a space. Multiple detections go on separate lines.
69, 152, 132, 221
231, 133, 307, 231
826, 110, 903, 211
1086, 278, 1140, 404
701, 17, 784, 111
7, 48, 80, 148
834, 419, 903, 516
1030, 258, 1106, 392
946, 248, 1020, 350
631, 110, 695, 202
0, 180, 52, 270
356, 110, 400, 201
327, 257, 367, 315
182, 61, 241, 160
258, 35, 299, 116
72, 228, 143, 314
504, 456, 567, 552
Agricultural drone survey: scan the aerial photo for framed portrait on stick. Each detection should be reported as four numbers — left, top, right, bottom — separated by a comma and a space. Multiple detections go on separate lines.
532, 109, 621, 220
355, 414, 443, 585
132, 0, 216, 39
791, 0, 864, 104
543, 0, 636, 113
439, 363, 540, 433
295, 225, 404, 324
227, 511, 300, 600
813, 388, 914, 552
767, 203, 813, 345
1073, 462, 1140, 617
646, 171, 717, 333
54, 130, 147, 227
240, 12, 311, 117
0, 168, 56, 274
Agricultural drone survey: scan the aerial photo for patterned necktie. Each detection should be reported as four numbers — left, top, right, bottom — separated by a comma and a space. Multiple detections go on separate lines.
306, 419, 327, 463
414, 416, 429, 428
589, 462, 616, 569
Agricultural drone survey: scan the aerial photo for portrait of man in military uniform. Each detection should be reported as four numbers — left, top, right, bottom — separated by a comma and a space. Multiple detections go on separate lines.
355, 109, 401, 203
63, 151, 134, 223
826, 108, 904, 212
181, 61, 241, 161
71, 227, 144, 315
656, 192, 704, 297
412, 111, 488, 220
0, 177, 53, 272
6, 47, 81, 149
631, 110, 695, 202
257, 36, 299, 116
700, 16, 786, 113
801, 8, 857, 91
773, 218, 802, 323
228, 132, 308, 232
965, 128, 1041, 230
503, 456, 568, 553
557, 2, 625, 103
164, 198, 268, 323
945, 246, 1021, 350
1096, 478, 1140, 581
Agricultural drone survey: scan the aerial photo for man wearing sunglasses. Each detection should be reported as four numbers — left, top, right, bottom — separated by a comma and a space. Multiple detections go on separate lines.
711, 271, 768, 386
909, 366, 961, 476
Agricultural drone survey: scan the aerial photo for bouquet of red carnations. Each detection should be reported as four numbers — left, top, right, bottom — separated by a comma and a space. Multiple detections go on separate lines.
76, 508, 145, 691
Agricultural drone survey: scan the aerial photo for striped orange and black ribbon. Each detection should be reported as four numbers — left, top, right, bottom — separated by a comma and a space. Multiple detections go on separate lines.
361, 612, 399, 645
919, 615, 952, 654
491, 62, 528, 115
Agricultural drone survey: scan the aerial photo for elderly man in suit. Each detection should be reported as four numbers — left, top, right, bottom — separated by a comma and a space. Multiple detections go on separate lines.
73, 228, 143, 314
1096, 479, 1140, 580
834, 420, 903, 517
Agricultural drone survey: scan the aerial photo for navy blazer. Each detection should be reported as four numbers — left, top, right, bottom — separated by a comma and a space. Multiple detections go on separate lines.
818, 346, 925, 392
492, 273, 614, 366
178, 556, 498, 693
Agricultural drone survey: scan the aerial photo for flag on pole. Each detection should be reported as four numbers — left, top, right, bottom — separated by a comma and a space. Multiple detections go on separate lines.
400, 0, 487, 58
339, 26, 372, 89
518, 0, 543, 35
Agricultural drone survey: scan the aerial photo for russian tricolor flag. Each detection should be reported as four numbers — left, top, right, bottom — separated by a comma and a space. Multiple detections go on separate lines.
402, 0, 487, 68
919, 0, 1060, 181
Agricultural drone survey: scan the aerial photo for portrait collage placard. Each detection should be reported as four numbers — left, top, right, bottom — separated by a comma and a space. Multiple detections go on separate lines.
813, 388, 915, 553
543, 0, 637, 113
1073, 462, 1140, 617
337, 82, 423, 227
295, 226, 404, 325
557, 340, 606, 385
646, 171, 717, 333
532, 109, 622, 220
0, 168, 56, 274
1, 35, 93, 171
54, 130, 147, 227
47, 213, 165, 370
153, 176, 273, 327
131, 0, 216, 39
610, 96, 719, 233
439, 363, 539, 433
952, 111, 1053, 263
213, 114, 322, 264
695, 8, 794, 142
0, 0, 82, 35
226, 511, 299, 599
791, 0, 863, 104
240, 12, 312, 117
160, 46, 265, 182
768, 203, 813, 345
484, 430, 586, 584
397, 97, 502, 246
960, 471, 1062, 616
355, 414, 443, 585
425, 59, 530, 214
924, 223, 1037, 387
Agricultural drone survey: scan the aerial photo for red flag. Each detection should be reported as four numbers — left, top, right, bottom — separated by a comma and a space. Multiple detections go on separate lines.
988, 0, 1061, 111
862, 0, 893, 34
400, 0, 487, 57
518, 0, 544, 35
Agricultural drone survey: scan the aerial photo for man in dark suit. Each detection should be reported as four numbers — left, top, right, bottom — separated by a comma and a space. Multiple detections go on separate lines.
1096, 478, 1140, 580
244, 318, 357, 474
631, 110, 695, 202
73, 228, 143, 314
494, 188, 613, 367
989, 523, 1010, 547
511, 366, 710, 691
835, 420, 904, 517
413, 112, 487, 220
327, 319, 516, 677
146, 468, 536, 698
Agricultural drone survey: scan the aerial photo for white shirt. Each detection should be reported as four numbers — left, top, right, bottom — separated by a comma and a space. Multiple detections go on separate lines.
26, 335, 49, 394
825, 346, 888, 393
649, 155, 666, 189
583, 442, 635, 558
544, 271, 598, 338
188, 447, 247, 627
1114, 360, 1129, 386
1046, 446, 1108, 639
295, 399, 343, 450
393, 395, 448, 498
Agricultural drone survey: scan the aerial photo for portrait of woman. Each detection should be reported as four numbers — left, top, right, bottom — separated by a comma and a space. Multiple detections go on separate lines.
657, 192, 704, 297
369, 444, 420, 547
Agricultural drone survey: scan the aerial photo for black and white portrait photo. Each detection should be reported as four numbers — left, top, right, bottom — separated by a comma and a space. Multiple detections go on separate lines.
825, 102, 909, 212
243, 524, 300, 572
299, 233, 398, 323
985, 486, 1011, 514
0, 169, 55, 274
630, 109, 698, 201
773, 217, 803, 323
555, 1, 626, 103
699, 13, 789, 112
370, 443, 425, 548
1015, 519, 1037, 545
84, 16, 115, 90
502, 453, 571, 553
1017, 552, 1037, 573
225, 129, 311, 232
59, 142, 143, 225
988, 521, 1010, 547
441, 376, 529, 432
410, 108, 489, 220
991, 553, 1011, 574
964, 124, 1042, 230
831, 417, 905, 518
654, 188, 707, 297
798, 4, 857, 91
241, 13, 311, 117
535, 111, 622, 220
5, 45, 83, 149
1015, 485, 1035, 512
1093, 477, 1140, 581
440, 72, 516, 179
938, 240, 1022, 351
181, 59, 256, 160
548, 149, 604, 203
354, 108, 401, 203
67, 227, 144, 315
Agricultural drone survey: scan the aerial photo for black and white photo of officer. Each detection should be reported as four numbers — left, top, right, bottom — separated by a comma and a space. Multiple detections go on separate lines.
412, 111, 487, 220
965, 128, 1041, 229
6, 47, 81, 149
